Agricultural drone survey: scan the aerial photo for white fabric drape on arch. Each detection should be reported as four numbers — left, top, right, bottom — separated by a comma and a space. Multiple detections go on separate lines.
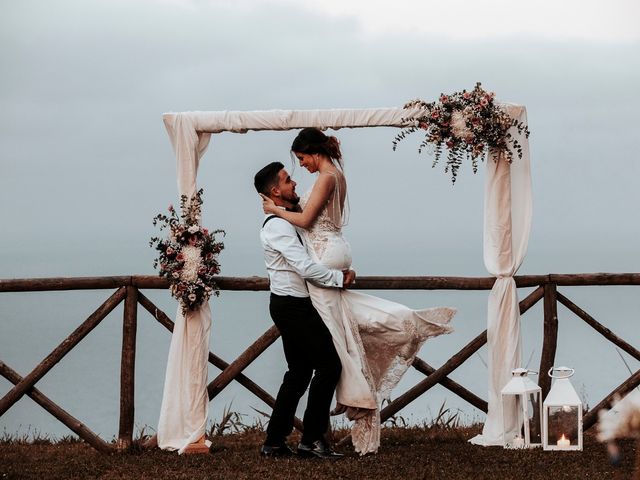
157, 114, 213, 453
156, 105, 531, 451
470, 105, 532, 446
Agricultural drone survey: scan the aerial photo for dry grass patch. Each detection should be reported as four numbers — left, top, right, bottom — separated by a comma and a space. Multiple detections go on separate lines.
1, 423, 636, 480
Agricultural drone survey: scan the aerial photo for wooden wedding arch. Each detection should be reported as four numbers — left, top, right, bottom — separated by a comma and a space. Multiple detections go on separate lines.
1, 106, 639, 452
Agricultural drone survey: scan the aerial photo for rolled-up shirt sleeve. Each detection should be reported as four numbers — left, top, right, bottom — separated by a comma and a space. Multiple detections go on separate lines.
264, 220, 343, 288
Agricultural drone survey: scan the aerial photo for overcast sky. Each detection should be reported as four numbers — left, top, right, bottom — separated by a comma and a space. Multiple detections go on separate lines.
2, 0, 640, 440
1, 0, 639, 278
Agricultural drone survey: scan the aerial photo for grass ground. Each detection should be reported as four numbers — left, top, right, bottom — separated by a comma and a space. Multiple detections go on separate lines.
0, 424, 637, 480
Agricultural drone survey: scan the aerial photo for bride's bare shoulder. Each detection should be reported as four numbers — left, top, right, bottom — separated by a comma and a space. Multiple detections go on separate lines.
315, 171, 339, 187
318, 167, 344, 183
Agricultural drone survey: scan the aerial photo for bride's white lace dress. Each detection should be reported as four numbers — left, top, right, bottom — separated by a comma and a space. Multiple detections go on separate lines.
300, 172, 456, 455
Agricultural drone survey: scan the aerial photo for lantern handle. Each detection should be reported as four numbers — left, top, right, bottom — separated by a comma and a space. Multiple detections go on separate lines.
548, 367, 575, 378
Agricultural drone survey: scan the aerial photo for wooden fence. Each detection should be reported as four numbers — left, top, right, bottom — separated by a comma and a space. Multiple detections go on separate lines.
1, 273, 639, 453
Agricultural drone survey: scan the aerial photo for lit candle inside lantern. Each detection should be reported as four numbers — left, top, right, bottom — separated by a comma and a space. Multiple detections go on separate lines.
557, 434, 570, 449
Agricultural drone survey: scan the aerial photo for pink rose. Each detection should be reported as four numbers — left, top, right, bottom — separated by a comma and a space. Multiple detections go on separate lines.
440, 94, 449, 103
480, 98, 488, 107
166, 247, 175, 255
463, 92, 471, 99
431, 110, 440, 119
188, 293, 197, 302
446, 140, 455, 148
176, 253, 184, 261
202, 228, 209, 235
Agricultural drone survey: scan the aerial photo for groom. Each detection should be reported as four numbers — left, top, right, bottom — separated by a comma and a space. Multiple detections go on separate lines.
254, 161, 355, 459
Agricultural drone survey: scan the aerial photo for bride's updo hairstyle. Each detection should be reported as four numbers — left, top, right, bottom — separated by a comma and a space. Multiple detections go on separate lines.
291, 128, 343, 166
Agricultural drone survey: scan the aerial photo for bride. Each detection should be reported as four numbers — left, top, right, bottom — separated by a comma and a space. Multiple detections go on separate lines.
261, 127, 456, 454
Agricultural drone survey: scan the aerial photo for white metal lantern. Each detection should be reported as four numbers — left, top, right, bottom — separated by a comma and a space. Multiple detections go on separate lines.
501, 368, 543, 449
542, 366, 583, 451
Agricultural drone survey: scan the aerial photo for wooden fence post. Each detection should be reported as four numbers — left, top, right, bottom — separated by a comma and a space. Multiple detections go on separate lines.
538, 282, 558, 398
118, 285, 138, 450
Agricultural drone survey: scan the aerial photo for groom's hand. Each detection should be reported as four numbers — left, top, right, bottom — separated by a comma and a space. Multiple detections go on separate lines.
343, 269, 356, 288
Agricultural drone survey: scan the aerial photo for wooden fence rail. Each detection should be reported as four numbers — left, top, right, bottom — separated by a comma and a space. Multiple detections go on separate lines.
1, 273, 639, 452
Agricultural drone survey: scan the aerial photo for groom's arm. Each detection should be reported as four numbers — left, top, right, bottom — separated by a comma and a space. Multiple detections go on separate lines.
263, 220, 344, 289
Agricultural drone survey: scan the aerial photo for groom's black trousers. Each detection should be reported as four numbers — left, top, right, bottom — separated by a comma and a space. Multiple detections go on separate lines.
265, 293, 341, 446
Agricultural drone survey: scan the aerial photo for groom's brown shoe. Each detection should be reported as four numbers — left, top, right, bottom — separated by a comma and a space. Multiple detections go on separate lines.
297, 439, 344, 460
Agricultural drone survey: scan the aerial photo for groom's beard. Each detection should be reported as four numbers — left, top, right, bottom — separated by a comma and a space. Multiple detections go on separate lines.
283, 194, 300, 206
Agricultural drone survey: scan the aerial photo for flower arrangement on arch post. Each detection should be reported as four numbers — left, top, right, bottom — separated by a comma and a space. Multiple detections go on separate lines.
150, 189, 225, 314
393, 82, 530, 183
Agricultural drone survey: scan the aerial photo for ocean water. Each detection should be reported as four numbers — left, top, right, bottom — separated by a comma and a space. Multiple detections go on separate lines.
1, 254, 638, 441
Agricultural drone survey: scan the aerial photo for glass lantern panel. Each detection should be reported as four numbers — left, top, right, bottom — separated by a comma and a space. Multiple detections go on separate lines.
509, 393, 541, 445
547, 405, 580, 447
501, 394, 522, 443
526, 393, 542, 444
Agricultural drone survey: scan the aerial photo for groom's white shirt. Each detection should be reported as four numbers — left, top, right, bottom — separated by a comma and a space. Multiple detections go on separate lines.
261, 214, 343, 297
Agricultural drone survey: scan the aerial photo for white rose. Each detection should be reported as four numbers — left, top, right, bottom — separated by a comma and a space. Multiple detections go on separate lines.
188, 225, 199, 234
451, 110, 474, 141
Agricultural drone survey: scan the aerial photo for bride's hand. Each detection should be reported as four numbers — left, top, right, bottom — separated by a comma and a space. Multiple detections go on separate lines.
259, 193, 278, 215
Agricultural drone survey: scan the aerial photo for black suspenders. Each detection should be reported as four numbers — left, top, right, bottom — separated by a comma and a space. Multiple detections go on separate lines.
262, 215, 278, 228
262, 215, 303, 244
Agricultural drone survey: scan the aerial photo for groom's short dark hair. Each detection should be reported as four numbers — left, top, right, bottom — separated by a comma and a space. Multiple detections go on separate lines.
254, 162, 284, 196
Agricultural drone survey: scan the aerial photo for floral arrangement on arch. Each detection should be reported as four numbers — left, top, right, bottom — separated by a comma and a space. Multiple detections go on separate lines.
393, 82, 530, 183
150, 189, 225, 314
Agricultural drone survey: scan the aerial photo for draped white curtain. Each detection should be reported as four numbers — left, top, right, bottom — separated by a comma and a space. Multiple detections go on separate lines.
471, 105, 533, 446
157, 114, 213, 453
157, 105, 531, 451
